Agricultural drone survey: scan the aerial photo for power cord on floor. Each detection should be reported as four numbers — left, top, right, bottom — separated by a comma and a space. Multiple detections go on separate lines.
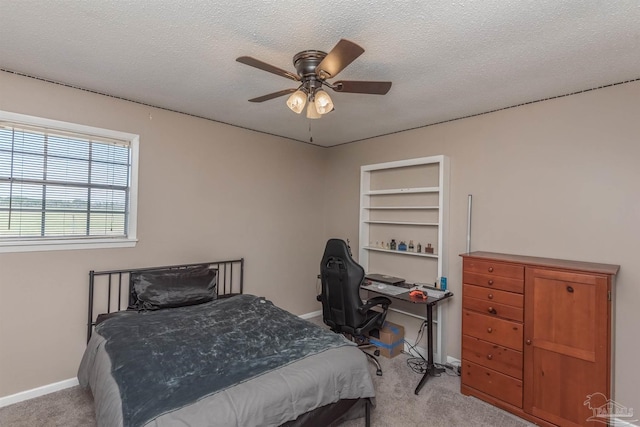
402, 320, 460, 377
403, 321, 429, 374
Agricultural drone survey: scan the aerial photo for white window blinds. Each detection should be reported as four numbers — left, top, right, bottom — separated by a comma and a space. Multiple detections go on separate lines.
0, 122, 132, 240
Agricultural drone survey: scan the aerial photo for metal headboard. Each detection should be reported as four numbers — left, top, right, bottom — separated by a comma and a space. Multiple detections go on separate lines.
87, 258, 244, 342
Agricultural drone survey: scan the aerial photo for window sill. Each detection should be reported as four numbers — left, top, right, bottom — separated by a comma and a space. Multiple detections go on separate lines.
0, 237, 138, 254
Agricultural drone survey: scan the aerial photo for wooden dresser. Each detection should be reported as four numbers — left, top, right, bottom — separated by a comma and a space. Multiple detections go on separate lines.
460, 251, 619, 427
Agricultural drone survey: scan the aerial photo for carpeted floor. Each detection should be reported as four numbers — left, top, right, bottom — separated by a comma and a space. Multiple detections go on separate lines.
0, 315, 534, 426
341, 354, 533, 427
0, 354, 533, 427
0, 386, 95, 427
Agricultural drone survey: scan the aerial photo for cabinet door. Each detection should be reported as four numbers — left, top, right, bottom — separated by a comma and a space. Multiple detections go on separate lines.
523, 267, 610, 427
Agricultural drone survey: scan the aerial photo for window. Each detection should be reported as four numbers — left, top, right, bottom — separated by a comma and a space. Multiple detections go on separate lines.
0, 110, 138, 253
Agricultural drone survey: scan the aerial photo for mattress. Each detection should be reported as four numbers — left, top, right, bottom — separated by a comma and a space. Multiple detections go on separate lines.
78, 295, 376, 426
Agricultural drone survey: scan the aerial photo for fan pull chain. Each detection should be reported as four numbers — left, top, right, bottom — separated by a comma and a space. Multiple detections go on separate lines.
309, 123, 313, 143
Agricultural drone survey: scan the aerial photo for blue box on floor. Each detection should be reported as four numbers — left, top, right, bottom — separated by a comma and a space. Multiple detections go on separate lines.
369, 321, 405, 358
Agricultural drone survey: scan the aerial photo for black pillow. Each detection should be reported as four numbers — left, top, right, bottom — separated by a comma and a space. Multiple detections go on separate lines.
130, 265, 218, 310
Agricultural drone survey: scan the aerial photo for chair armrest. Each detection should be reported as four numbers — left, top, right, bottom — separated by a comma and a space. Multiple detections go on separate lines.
358, 296, 391, 314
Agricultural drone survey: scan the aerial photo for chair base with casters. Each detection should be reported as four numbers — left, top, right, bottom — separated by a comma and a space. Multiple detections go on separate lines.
351, 334, 383, 376
317, 238, 391, 376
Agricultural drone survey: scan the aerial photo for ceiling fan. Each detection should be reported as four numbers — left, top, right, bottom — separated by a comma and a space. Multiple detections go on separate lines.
236, 39, 392, 119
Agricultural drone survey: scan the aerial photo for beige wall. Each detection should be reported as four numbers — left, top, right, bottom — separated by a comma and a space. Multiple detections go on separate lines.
1, 71, 638, 416
323, 80, 640, 413
0, 72, 328, 397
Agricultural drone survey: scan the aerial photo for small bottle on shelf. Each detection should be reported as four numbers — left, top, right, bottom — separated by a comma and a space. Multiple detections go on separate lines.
425, 243, 434, 254
417, 243, 422, 253
398, 241, 407, 251
408, 240, 415, 252
390, 239, 397, 250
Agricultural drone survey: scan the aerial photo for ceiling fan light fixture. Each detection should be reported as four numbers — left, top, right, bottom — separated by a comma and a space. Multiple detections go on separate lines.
286, 90, 307, 114
237, 39, 392, 123
314, 90, 334, 115
306, 101, 321, 119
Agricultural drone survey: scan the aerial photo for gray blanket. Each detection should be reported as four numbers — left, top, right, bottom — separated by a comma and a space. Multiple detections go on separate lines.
95, 294, 353, 427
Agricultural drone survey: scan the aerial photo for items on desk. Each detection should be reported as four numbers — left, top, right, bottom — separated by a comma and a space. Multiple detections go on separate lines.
425, 243, 434, 254
431, 277, 448, 291
365, 273, 405, 285
410, 285, 449, 299
365, 282, 410, 296
410, 289, 428, 299
363, 274, 408, 296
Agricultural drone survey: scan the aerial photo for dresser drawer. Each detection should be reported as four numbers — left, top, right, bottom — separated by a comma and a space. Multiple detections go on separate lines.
463, 295, 523, 322
463, 258, 524, 279
462, 359, 523, 408
462, 335, 523, 379
463, 271, 524, 293
463, 284, 523, 307
463, 309, 523, 351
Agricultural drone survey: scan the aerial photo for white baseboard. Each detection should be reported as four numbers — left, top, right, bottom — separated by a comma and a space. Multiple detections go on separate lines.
446, 356, 461, 367
0, 377, 79, 408
402, 346, 458, 368
299, 309, 322, 320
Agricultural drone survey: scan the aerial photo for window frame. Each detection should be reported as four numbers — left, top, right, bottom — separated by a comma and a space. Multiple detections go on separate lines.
0, 110, 139, 253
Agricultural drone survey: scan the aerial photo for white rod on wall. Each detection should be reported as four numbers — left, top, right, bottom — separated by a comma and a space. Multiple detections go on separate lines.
466, 194, 472, 253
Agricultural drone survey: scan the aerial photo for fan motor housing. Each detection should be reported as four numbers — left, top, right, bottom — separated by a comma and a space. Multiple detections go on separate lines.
293, 50, 327, 79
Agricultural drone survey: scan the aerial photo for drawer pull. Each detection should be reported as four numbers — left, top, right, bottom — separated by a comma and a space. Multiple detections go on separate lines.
567, 286, 574, 293
488, 267, 494, 272
487, 327, 493, 333
488, 279, 494, 286
526, 339, 532, 345
488, 293, 494, 299
487, 354, 493, 360
488, 307, 497, 315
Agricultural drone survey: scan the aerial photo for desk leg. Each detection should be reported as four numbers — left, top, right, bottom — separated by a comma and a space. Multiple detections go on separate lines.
414, 303, 444, 395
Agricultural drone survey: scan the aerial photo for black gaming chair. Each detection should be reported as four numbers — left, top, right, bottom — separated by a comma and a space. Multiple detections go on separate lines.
317, 238, 391, 375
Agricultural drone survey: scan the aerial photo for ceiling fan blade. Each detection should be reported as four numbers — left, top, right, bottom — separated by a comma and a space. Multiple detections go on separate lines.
332, 80, 392, 95
236, 56, 300, 81
248, 88, 297, 103
315, 39, 365, 79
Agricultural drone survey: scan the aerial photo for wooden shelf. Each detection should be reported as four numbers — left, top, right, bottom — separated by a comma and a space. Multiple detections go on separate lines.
364, 246, 439, 258
364, 220, 439, 226
365, 206, 439, 210
365, 187, 440, 195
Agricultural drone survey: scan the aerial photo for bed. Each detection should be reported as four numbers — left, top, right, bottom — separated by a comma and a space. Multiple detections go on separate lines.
78, 258, 376, 427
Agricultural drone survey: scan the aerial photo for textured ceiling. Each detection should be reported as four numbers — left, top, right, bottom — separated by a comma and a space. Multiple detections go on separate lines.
1, 1, 639, 147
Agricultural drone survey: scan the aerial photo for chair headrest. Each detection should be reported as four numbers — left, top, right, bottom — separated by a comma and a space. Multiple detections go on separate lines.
321, 238, 364, 276
322, 239, 352, 262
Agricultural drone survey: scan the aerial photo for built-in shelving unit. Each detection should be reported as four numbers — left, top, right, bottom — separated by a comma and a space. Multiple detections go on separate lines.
359, 155, 449, 362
